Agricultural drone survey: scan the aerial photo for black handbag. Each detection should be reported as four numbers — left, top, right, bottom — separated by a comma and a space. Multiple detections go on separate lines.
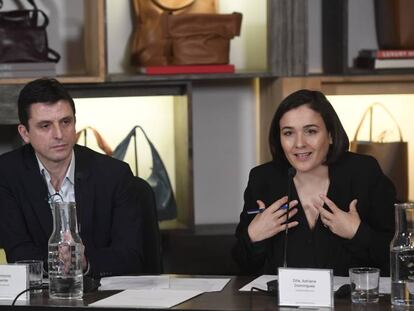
112, 126, 178, 221
0, 0, 60, 63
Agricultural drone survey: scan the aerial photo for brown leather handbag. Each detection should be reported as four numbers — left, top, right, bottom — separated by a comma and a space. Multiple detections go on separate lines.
161, 12, 242, 65
374, 0, 414, 49
131, 0, 241, 66
350, 103, 408, 202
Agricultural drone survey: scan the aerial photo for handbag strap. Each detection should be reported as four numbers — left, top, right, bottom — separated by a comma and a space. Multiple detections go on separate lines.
0, 0, 37, 9
112, 125, 162, 177
76, 127, 113, 156
151, 0, 196, 13
353, 102, 404, 142
47, 48, 61, 63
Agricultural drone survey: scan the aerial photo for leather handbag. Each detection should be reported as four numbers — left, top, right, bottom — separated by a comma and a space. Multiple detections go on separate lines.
374, 0, 414, 49
112, 126, 177, 221
0, 0, 60, 63
131, 0, 241, 66
162, 12, 242, 65
350, 103, 408, 202
76, 127, 113, 156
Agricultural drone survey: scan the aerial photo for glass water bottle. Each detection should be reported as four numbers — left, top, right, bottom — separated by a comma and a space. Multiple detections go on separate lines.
48, 202, 83, 299
391, 203, 414, 306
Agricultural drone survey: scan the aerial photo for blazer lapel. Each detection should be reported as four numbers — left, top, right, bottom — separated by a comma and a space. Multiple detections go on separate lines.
22, 145, 53, 239
74, 146, 94, 239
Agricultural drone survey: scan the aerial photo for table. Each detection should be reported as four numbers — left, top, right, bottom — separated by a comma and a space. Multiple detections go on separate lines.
0, 276, 395, 310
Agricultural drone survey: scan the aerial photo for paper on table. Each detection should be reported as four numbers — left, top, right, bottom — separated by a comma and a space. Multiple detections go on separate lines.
99, 275, 230, 292
240, 275, 392, 294
170, 278, 230, 292
89, 289, 202, 308
333, 276, 349, 291
239, 275, 277, 291
379, 277, 391, 294
334, 276, 391, 294
99, 275, 169, 290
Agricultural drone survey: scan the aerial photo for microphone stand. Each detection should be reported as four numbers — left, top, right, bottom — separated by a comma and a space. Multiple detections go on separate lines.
283, 167, 296, 268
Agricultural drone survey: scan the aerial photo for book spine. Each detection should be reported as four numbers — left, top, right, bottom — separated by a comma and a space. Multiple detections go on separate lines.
376, 50, 414, 59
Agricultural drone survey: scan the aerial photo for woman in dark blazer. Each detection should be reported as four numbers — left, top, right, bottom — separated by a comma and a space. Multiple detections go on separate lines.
232, 89, 396, 276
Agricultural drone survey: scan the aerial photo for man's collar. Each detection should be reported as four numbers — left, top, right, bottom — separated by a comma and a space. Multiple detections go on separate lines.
36, 150, 76, 185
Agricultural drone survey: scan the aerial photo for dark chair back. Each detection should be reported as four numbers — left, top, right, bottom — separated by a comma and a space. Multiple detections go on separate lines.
134, 177, 163, 274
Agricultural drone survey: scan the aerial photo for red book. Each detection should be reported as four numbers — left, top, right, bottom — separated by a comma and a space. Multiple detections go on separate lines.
139, 64, 235, 75
376, 50, 414, 59
359, 49, 414, 59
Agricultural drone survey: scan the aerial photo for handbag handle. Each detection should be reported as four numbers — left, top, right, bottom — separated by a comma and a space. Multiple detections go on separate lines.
353, 102, 404, 142
112, 125, 159, 177
0, 0, 37, 9
76, 127, 113, 156
151, 0, 196, 12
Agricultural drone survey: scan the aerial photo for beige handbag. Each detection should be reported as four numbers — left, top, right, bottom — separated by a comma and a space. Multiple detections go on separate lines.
350, 103, 408, 202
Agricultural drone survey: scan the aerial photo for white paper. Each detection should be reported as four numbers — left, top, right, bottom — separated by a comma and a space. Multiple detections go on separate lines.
89, 289, 202, 308
333, 276, 349, 291
239, 274, 277, 291
379, 277, 391, 294
242, 275, 392, 294
99, 275, 230, 292
169, 278, 230, 292
99, 275, 170, 290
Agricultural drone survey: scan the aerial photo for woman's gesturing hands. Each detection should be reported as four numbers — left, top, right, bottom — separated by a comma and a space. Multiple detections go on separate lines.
248, 196, 299, 242
318, 195, 361, 239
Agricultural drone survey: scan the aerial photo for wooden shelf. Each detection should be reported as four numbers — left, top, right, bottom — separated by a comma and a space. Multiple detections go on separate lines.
0, 0, 105, 85
107, 71, 272, 83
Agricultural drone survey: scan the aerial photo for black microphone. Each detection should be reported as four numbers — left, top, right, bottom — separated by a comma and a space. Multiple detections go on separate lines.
267, 167, 297, 294
283, 167, 296, 268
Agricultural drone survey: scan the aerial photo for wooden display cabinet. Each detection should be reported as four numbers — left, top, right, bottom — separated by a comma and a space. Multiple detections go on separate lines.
0, 0, 105, 85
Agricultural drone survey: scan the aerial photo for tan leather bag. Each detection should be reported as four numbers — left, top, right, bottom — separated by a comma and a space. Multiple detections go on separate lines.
131, 0, 217, 66
375, 0, 414, 49
162, 12, 242, 65
350, 103, 408, 202
76, 126, 113, 156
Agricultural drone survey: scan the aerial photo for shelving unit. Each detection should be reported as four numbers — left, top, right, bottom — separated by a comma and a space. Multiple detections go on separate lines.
0, 0, 105, 85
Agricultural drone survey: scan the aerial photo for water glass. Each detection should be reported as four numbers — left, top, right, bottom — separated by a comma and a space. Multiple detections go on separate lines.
16, 260, 43, 293
349, 267, 380, 303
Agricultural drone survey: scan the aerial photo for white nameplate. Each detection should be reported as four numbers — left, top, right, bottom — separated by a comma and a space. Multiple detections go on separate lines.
278, 267, 333, 307
0, 264, 29, 300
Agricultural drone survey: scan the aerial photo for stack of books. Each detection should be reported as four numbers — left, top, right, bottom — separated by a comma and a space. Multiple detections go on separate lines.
0, 62, 56, 78
354, 49, 414, 70
138, 64, 235, 75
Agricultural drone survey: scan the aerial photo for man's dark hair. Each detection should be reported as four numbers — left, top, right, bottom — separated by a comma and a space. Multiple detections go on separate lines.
269, 89, 349, 165
18, 78, 76, 128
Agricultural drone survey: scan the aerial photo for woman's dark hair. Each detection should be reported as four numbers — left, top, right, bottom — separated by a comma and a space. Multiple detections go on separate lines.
269, 89, 349, 165
18, 78, 76, 129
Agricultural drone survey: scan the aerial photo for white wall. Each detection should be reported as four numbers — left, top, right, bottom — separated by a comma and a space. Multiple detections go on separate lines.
192, 81, 256, 224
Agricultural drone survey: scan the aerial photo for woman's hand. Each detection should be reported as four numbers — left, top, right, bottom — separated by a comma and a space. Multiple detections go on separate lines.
318, 194, 360, 239
247, 196, 299, 243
